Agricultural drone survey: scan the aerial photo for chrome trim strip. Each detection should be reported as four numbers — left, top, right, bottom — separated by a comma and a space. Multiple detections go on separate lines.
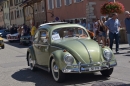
51, 46, 62, 49
76, 39, 93, 63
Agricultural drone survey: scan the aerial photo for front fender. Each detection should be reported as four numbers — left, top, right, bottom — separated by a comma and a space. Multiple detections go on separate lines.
50, 50, 66, 70
102, 46, 116, 61
49, 50, 78, 71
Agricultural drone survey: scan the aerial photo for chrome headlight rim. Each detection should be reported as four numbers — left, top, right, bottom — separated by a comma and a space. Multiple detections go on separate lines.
64, 54, 74, 65
103, 49, 112, 61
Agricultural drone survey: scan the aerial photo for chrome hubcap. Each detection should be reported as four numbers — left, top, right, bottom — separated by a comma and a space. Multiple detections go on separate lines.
29, 54, 35, 70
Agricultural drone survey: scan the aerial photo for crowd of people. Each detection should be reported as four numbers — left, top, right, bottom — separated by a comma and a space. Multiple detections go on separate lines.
0, 11, 130, 53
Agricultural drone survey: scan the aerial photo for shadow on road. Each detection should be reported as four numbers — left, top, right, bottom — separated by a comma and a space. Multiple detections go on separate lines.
4, 41, 30, 48
11, 68, 109, 86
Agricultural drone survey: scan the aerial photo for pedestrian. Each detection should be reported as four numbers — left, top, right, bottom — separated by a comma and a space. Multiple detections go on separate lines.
31, 22, 36, 42
105, 13, 121, 53
93, 18, 99, 41
102, 17, 109, 46
17, 25, 22, 38
124, 11, 130, 49
97, 20, 106, 47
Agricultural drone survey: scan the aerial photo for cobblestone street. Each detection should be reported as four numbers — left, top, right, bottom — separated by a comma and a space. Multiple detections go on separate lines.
0, 39, 130, 86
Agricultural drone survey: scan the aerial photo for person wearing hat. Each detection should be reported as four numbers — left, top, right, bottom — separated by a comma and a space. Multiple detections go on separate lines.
125, 11, 130, 48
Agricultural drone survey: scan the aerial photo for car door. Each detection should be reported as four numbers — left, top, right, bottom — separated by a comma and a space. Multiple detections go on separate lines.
34, 30, 50, 66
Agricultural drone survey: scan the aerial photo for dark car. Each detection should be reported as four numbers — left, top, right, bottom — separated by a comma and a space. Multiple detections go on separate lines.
0, 30, 10, 38
20, 35, 31, 45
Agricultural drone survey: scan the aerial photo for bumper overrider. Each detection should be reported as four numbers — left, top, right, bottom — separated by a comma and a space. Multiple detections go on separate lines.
62, 60, 117, 73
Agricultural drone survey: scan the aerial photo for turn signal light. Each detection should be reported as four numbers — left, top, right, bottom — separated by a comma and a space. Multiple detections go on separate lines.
63, 49, 67, 52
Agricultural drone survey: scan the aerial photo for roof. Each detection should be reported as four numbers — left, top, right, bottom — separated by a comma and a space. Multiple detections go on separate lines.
39, 22, 67, 27
38, 22, 85, 31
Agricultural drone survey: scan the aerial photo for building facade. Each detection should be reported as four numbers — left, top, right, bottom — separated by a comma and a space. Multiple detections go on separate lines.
46, 0, 129, 27
10, 0, 24, 27
21, 0, 46, 27
0, 6, 4, 28
46, 0, 88, 22
3, 0, 10, 29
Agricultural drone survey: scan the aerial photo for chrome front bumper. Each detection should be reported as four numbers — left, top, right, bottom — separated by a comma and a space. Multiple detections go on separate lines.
62, 61, 117, 73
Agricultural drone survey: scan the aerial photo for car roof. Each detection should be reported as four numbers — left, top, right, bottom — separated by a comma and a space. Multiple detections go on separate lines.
38, 22, 85, 31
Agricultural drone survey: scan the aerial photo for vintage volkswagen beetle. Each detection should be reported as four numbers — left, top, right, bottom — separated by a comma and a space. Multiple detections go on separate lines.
0, 35, 4, 49
26, 22, 117, 82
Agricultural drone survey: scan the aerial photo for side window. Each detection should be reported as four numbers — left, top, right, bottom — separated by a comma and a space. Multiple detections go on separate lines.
39, 31, 48, 44
34, 31, 39, 42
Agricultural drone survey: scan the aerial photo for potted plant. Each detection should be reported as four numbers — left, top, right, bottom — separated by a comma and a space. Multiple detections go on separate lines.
100, 2, 125, 15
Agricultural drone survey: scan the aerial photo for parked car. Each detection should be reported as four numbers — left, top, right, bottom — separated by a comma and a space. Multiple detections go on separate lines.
20, 35, 31, 45
26, 22, 117, 82
6, 33, 20, 42
0, 29, 10, 38
0, 35, 4, 49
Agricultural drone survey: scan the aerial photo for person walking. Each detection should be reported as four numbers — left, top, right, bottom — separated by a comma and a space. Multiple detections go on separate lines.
97, 20, 106, 47
105, 13, 121, 53
124, 11, 130, 48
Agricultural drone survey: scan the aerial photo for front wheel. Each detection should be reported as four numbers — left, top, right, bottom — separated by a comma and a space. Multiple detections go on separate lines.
100, 68, 113, 77
51, 58, 65, 83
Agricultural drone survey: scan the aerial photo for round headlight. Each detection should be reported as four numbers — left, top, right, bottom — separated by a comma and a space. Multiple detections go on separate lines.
103, 49, 112, 61
64, 54, 74, 65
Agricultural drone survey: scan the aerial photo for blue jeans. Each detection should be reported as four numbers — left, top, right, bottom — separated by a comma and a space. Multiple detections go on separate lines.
127, 34, 130, 46
109, 32, 119, 51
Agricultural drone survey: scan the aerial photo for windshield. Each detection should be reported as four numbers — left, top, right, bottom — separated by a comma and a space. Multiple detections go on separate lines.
52, 27, 88, 41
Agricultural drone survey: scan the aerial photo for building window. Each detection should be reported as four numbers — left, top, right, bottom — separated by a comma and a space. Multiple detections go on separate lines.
10, 0, 13, 6
56, 0, 61, 8
20, 10, 22, 17
28, 6, 30, 15
34, 3, 37, 14
41, 0, 44, 12
7, 1, 9, 8
15, 10, 17, 19
64, 0, 72, 5
74, 0, 83, 3
48, 0, 54, 10
4, 3, 6, 8
17, 10, 19, 18
11, 11, 14, 20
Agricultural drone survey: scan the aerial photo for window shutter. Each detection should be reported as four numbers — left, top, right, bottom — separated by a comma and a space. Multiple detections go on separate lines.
64, 0, 66, 5
60, 0, 62, 7
52, 0, 54, 9
48, 0, 50, 10
55, 0, 57, 8
70, 0, 72, 4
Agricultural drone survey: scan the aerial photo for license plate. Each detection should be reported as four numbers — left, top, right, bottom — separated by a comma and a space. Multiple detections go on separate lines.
89, 66, 101, 71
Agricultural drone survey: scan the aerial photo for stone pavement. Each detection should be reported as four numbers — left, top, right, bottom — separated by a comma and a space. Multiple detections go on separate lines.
0, 39, 130, 86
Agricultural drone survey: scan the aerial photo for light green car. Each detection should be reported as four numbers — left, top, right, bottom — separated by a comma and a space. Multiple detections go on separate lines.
26, 22, 117, 82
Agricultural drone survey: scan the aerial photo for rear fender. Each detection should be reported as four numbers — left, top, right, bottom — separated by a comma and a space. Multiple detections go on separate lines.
27, 46, 36, 66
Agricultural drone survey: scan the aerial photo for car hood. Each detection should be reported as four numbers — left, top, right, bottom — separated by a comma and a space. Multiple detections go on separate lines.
52, 39, 102, 64
7, 33, 19, 36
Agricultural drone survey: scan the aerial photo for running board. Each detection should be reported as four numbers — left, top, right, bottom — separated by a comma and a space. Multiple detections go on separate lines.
35, 64, 49, 72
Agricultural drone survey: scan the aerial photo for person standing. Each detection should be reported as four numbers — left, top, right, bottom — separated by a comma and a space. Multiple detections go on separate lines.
102, 17, 109, 46
124, 11, 130, 48
31, 22, 36, 42
105, 13, 121, 53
